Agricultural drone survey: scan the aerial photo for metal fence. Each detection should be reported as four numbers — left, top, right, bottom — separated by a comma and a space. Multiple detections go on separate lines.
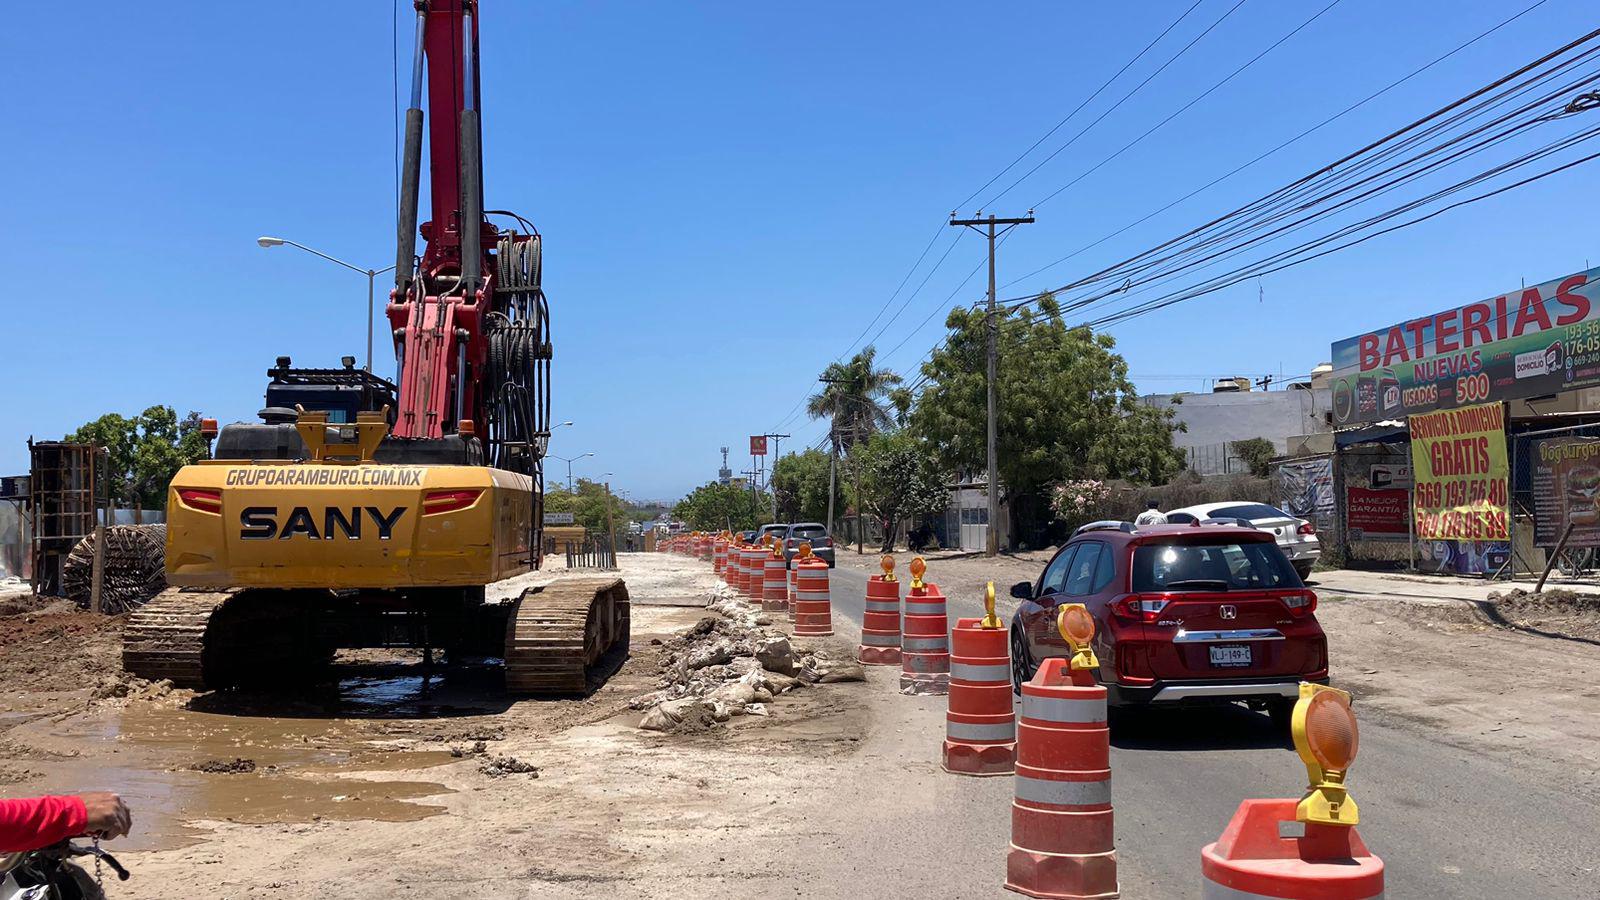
564, 534, 617, 571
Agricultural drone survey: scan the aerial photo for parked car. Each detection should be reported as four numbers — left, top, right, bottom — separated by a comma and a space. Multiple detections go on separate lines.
756, 523, 790, 547
1164, 502, 1321, 579
736, 529, 758, 543
1008, 521, 1327, 725
782, 522, 836, 567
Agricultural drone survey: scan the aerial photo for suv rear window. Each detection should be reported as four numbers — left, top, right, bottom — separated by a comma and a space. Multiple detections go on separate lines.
1131, 540, 1300, 592
789, 525, 829, 540
1206, 504, 1289, 521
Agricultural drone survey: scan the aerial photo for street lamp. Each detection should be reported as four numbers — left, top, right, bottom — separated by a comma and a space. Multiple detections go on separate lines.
534, 421, 575, 456
257, 236, 397, 375
550, 452, 594, 492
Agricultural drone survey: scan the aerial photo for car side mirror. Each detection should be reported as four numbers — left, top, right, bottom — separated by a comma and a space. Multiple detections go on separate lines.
1009, 581, 1033, 600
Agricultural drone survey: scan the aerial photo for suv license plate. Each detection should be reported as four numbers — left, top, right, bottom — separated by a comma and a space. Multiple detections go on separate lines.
1209, 644, 1252, 667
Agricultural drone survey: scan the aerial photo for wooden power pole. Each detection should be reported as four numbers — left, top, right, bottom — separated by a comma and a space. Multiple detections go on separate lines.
949, 211, 1033, 557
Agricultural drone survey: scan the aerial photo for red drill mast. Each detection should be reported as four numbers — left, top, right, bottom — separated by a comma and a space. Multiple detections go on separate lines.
388, 0, 549, 474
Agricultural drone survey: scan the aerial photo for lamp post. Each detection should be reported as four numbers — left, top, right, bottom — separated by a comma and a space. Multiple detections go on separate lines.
535, 421, 575, 457
601, 473, 617, 564
257, 237, 396, 375
550, 452, 594, 492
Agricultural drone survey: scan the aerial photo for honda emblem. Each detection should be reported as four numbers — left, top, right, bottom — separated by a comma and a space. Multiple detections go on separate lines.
1219, 604, 1238, 620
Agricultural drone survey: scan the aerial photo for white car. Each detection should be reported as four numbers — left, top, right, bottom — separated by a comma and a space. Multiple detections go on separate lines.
1163, 502, 1321, 579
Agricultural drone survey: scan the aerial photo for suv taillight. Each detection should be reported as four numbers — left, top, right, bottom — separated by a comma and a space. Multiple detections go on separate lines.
1297, 522, 1316, 536
1114, 593, 1172, 623
1280, 590, 1317, 617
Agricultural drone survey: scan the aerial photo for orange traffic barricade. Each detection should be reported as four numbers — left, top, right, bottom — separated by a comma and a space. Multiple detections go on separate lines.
1006, 605, 1117, 899
793, 553, 834, 637
900, 558, 950, 695
762, 548, 789, 613
1201, 683, 1382, 899
943, 588, 1015, 775
857, 556, 902, 665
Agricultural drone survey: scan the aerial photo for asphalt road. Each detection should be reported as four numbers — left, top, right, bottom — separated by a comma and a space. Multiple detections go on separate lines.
820, 564, 1597, 899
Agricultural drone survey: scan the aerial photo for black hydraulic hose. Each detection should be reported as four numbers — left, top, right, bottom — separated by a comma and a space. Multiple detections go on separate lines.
396, 6, 426, 289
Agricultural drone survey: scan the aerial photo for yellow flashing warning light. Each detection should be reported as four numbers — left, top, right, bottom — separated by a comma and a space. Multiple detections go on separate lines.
771, 539, 785, 559
879, 555, 897, 582
1291, 682, 1361, 826
909, 556, 926, 590
798, 541, 814, 560
1056, 603, 1100, 671
980, 581, 1002, 630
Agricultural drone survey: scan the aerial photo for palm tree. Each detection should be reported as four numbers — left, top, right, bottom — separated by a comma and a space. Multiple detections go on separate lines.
806, 346, 902, 452
808, 347, 901, 552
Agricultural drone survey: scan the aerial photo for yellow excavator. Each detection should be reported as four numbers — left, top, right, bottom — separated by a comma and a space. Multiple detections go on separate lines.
122, 0, 628, 695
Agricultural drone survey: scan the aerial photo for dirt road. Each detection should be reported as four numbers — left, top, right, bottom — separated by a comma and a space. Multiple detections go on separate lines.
4, 552, 1597, 897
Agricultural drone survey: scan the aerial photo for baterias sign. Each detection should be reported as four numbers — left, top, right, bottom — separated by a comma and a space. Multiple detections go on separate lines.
1329, 266, 1600, 426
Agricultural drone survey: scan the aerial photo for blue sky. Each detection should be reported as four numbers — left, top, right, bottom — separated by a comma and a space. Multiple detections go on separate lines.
2, 1, 1596, 500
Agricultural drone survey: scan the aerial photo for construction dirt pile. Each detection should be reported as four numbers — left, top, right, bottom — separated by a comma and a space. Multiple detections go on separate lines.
0, 599, 125, 692
1488, 588, 1600, 641
629, 584, 864, 733
62, 524, 168, 613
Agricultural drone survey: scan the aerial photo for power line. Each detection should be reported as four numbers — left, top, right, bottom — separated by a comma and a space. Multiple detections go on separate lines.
998, 0, 1557, 291
1027, 0, 1347, 211
955, 0, 1208, 211
1015, 29, 1600, 312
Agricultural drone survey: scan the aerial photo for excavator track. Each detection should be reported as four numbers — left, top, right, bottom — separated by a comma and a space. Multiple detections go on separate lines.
121, 588, 238, 689
504, 578, 630, 695
122, 588, 335, 691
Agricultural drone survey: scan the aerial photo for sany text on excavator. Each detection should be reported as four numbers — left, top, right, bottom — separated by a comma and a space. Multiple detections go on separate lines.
122, 0, 629, 695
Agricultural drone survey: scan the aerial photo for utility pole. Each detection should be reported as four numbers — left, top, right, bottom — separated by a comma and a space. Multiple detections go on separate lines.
950, 211, 1034, 557
763, 433, 790, 520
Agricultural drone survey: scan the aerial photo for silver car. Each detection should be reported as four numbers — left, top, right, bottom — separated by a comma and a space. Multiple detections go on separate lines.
1164, 502, 1321, 579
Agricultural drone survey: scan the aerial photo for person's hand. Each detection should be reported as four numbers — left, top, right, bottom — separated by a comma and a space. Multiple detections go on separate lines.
78, 792, 131, 840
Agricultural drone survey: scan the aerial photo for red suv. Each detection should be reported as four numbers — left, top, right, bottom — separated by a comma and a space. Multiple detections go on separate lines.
1008, 521, 1328, 724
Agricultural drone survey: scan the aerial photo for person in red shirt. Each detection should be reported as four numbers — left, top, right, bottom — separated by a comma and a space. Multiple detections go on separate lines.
0, 793, 131, 853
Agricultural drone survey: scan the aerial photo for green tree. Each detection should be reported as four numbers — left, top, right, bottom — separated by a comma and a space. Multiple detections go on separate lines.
806, 346, 903, 453
770, 449, 840, 525
65, 406, 209, 509
908, 293, 1185, 533
673, 481, 770, 532
847, 430, 950, 552
544, 478, 628, 535
1230, 437, 1277, 478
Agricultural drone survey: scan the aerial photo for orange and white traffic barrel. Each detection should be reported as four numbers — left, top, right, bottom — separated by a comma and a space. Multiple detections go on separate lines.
900, 558, 950, 695
727, 544, 742, 591
1202, 683, 1382, 899
1200, 799, 1383, 899
712, 538, 726, 575
943, 608, 1015, 776
762, 550, 789, 613
1006, 606, 1117, 900
732, 545, 751, 595
857, 556, 902, 665
742, 546, 765, 601
793, 555, 834, 637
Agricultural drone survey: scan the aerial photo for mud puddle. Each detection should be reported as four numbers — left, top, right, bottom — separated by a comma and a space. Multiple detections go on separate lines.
0, 665, 499, 851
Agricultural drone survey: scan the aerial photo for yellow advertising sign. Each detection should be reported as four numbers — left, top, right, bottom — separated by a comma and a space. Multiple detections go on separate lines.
1408, 402, 1509, 541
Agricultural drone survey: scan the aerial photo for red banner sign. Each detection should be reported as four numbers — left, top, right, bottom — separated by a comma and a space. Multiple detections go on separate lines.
749, 435, 767, 456
1346, 487, 1409, 539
